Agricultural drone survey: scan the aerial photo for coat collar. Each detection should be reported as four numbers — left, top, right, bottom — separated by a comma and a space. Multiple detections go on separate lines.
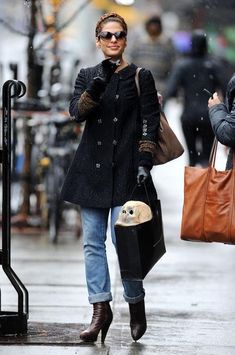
116, 63, 138, 79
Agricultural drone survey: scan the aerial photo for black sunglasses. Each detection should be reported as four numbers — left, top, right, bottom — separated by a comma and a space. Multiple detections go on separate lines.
98, 31, 127, 41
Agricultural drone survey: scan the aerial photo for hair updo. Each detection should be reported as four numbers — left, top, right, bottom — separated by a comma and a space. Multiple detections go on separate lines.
95, 12, 128, 37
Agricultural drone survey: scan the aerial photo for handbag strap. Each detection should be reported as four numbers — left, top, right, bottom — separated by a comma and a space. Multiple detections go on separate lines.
209, 138, 235, 169
208, 138, 218, 167
143, 182, 151, 206
135, 67, 142, 97
130, 182, 151, 206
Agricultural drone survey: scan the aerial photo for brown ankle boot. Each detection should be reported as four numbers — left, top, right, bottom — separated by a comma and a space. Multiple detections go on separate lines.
80, 301, 113, 343
129, 300, 147, 341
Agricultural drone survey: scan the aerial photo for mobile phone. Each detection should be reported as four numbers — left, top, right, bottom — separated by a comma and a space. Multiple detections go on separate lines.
203, 88, 213, 98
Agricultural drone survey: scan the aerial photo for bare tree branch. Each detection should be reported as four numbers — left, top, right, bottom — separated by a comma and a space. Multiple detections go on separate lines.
35, 0, 93, 50
0, 18, 29, 36
37, 0, 49, 31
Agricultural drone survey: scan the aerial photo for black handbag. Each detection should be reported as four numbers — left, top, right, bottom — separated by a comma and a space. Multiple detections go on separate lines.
115, 185, 166, 281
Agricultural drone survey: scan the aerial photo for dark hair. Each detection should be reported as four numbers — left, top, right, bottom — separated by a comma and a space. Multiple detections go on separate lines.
95, 12, 128, 37
145, 15, 162, 33
191, 30, 208, 57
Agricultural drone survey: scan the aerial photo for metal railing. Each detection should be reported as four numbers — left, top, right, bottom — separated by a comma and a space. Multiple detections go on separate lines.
0, 80, 29, 335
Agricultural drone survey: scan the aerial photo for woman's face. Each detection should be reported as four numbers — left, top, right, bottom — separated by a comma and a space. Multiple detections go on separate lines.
96, 21, 127, 60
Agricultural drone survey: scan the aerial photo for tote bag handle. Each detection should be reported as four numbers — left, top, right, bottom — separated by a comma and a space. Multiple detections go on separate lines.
208, 138, 218, 167
130, 182, 151, 206
209, 138, 235, 168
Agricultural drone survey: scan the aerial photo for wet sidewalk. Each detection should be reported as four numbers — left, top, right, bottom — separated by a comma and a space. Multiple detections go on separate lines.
0, 100, 235, 354
1, 217, 235, 355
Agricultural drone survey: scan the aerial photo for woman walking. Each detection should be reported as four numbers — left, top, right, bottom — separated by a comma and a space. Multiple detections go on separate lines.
61, 12, 160, 342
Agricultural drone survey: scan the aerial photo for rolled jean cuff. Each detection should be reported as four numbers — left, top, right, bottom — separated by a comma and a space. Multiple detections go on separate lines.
123, 291, 145, 304
88, 292, 112, 304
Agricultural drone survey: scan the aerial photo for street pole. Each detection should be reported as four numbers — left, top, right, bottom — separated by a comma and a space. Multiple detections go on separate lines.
19, 0, 37, 218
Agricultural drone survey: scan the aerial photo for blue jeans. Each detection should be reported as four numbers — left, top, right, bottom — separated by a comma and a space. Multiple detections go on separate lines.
81, 206, 145, 304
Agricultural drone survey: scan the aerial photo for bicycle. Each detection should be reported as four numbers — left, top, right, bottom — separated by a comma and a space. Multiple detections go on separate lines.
29, 110, 82, 243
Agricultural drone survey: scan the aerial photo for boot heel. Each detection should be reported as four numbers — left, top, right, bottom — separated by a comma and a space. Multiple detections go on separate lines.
101, 318, 112, 343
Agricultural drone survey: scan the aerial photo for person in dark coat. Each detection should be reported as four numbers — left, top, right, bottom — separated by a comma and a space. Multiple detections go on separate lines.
61, 12, 160, 343
208, 75, 235, 169
165, 29, 223, 167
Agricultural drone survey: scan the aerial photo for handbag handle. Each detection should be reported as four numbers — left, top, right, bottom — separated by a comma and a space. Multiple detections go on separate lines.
209, 138, 235, 169
130, 182, 151, 207
135, 67, 142, 97
208, 138, 218, 167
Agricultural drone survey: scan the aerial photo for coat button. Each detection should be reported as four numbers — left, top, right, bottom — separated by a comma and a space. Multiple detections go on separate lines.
96, 163, 101, 168
113, 117, 118, 122
97, 141, 102, 146
113, 140, 117, 145
115, 95, 119, 100
98, 119, 102, 124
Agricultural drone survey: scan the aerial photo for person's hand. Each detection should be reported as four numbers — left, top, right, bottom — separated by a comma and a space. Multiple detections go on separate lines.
208, 92, 222, 108
87, 58, 120, 101
98, 58, 120, 83
86, 77, 107, 101
137, 166, 150, 185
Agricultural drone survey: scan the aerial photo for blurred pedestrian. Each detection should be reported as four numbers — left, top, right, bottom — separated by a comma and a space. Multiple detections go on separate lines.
165, 29, 223, 167
208, 75, 235, 169
129, 14, 176, 96
61, 12, 160, 343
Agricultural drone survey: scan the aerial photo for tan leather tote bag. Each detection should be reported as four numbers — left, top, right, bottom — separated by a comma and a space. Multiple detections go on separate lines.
180, 139, 235, 244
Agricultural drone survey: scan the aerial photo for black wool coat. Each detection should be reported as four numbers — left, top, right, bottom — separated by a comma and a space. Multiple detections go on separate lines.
61, 63, 160, 208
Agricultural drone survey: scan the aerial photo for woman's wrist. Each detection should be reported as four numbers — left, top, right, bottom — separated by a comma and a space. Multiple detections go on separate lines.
139, 151, 153, 170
